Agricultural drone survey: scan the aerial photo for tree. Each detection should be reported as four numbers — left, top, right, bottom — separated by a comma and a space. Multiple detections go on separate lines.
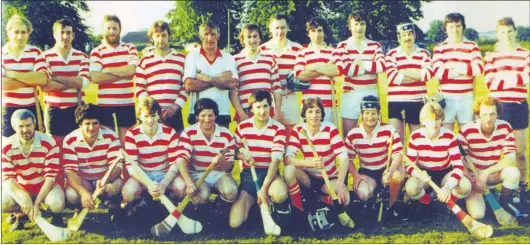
464, 28, 479, 41
426, 20, 445, 42
516, 26, 530, 41
413, 24, 425, 42
2, 0, 90, 51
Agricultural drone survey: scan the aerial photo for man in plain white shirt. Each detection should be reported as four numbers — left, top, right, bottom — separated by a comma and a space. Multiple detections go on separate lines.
183, 22, 238, 128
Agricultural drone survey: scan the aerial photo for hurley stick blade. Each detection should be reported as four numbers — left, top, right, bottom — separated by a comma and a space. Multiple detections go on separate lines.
35, 215, 71, 242
484, 190, 517, 226
67, 208, 89, 231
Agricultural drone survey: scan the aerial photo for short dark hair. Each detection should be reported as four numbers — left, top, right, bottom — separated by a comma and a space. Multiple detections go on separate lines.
194, 98, 219, 118
199, 22, 220, 37
348, 11, 367, 27
248, 90, 272, 108
497, 17, 516, 30
301, 97, 325, 122
268, 15, 288, 27
148, 20, 171, 41
75, 103, 103, 125
305, 18, 328, 34
103, 15, 121, 29
444, 12, 466, 31
239, 24, 262, 46
53, 18, 74, 32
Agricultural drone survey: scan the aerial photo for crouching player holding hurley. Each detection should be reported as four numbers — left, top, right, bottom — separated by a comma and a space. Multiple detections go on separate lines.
284, 97, 354, 229
345, 96, 406, 220
121, 96, 180, 206
405, 102, 471, 206
458, 96, 525, 220
230, 90, 287, 235
2, 109, 64, 231
63, 104, 123, 217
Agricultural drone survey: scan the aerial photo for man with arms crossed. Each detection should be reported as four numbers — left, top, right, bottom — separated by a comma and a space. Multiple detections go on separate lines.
2, 109, 64, 230
2, 15, 50, 139
89, 15, 138, 144
432, 13, 483, 131
484, 17, 530, 207
385, 23, 433, 145
260, 15, 303, 139
135, 21, 187, 134
229, 90, 288, 229
183, 23, 238, 129
232, 24, 282, 123
336, 11, 386, 137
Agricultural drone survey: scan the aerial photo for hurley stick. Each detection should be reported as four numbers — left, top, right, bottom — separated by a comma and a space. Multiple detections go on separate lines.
34, 87, 44, 132
330, 77, 339, 127
404, 155, 493, 239
378, 132, 394, 222
241, 138, 281, 236
300, 129, 355, 228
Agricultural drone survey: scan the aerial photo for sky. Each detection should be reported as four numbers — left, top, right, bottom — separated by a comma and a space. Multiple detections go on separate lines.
82, 1, 530, 36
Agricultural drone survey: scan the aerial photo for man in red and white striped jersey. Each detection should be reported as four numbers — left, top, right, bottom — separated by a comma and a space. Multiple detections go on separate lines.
174, 98, 237, 206
284, 98, 350, 212
63, 103, 123, 210
458, 96, 522, 219
336, 11, 386, 137
2, 15, 50, 139
135, 21, 187, 134
345, 96, 405, 218
260, 15, 303, 139
432, 13, 484, 130
294, 18, 341, 124
2, 109, 64, 230
484, 17, 529, 204
229, 90, 288, 229
89, 15, 138, 144
386, 23, 433, 145
404, 102, 471, 205
41, 19, 90, 149
232, 24, 282, 123
122, 96, 180, 204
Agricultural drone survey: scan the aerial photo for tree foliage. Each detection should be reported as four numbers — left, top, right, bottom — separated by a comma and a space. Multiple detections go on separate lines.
464, 28, 479, 41
2, 0, 90, 51
517, 26, 530, 41
426, 20, 445, 42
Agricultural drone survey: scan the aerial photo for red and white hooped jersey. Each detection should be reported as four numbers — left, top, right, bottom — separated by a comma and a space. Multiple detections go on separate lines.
1, 44, 51, 107
176, 124, 235, 172
234, 50, 281, 110
89, 42, 139, 106
2, 132, 59, 194
484, 46, 529, 103
135, 50, 188, 108
458, 119, 516, 170
286, 122, 348, 179
124, 123, 179, 173
260, 40, 303, 90
406, 127, 465, 187
293, 44, 338, 108
335, 38, 385, 93
43, 48, 90, 108
345, 122, 403, 170
385, 46, 432, 102
62, 127, 121, 180
432, 40, 483, 97
234, 117, 286, 169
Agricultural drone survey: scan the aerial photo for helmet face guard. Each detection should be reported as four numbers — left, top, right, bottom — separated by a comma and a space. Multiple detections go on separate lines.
307, 207, 335, 231
286, 72, 311, 91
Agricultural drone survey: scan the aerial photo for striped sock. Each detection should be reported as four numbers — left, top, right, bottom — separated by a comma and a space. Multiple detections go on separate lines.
320, 195, 333, 205
288, 182, 304, 211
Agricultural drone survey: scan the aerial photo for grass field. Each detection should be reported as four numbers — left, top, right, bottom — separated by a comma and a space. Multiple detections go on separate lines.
3, 52, 529, 243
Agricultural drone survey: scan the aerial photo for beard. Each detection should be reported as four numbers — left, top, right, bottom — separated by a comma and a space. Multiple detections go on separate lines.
104, 35, 120, 45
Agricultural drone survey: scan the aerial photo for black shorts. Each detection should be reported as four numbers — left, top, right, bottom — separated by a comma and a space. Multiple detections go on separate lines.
187, 114, 231, 129
424, 168, 452, 187
162, 108, 184, 133
358, 167, 385, 189
239, 168, 268, 199
388, 101, 423, 124
45, 106, 78, 136
2, 105, 38, 137
99, 105, 136, 128
307, 173, 346, 195
500, 100, 529, 130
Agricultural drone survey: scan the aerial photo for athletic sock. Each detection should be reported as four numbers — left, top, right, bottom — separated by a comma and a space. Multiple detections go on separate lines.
500, 186, 515, 204
320, 195, 333, 205
449, 194, 458, 203
288, 182, 304, 211
418, 193, 432, 204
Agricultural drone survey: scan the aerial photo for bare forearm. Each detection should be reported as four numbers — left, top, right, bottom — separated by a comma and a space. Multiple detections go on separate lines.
315, 64, 340, 77
337, 157, 349, 184
298, 70, 321, 81
34, 179, 55, 205
90, 72, 121, 84
402, 69, 423, 81
160, 169, 178, 187
2, 76, 30, 90
53, 76, 83, 89
287, 156, 310, 168
66, 171, 90, 195
8, 71, 47, 85
41, 80, 68, 92
177, 159, 194, 184
230, 90, 245, 114
184, 78, 213, 92
483, 154, 516, 176
273, 93, 282, 113
210, 77, 237, 90
389, 154, 403, 173
108, 166, 122, 182
104, 65, 136, 79
262, 159, 280, 190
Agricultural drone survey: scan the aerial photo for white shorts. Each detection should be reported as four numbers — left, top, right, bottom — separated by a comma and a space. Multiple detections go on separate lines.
340, 90, 378, 120
191, 170, 228, 188
443, 96, 474, 124
281, 93, 300, 125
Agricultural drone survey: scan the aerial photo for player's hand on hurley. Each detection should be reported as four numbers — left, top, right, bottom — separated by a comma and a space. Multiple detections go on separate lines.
310, 157, 324, 169
257, 189, 269, 206
80, 190, 96, 209
382, 169, 393, 185
438, 185, 451, 203
476, 172, 488, 193
19, 195, 33, 217
417, 170, 431, 183
185, 181, 199, 196
353, 174, 367, 193
336, 183, 349, 205
30, 203, 41, 221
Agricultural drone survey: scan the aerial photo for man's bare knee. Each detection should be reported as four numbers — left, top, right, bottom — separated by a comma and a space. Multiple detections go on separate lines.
269, 179, 288, 203
65, 186, 80, 205
283, 165, 296, 181
405, 178, 421, 197
2, 195, 18, 213
219, 185, 238, 203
